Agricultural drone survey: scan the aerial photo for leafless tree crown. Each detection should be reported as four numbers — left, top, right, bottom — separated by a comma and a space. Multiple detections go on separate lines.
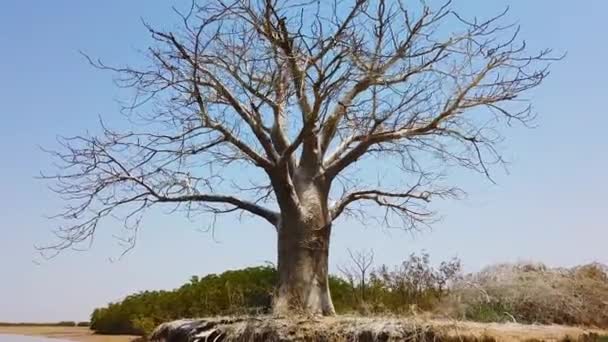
41, 0, 558, 254
338, 249, 375, 301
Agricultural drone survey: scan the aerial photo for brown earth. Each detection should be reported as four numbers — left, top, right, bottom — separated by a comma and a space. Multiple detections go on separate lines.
151, 316, 608, 342
0, 326, 137, 342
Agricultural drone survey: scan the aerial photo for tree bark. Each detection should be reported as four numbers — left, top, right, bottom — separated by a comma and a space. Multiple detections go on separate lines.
274, 217, 335, 316
273, 176, 335, 316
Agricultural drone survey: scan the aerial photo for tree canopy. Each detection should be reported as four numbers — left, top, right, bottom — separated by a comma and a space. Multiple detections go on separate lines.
43, 0, 558, 315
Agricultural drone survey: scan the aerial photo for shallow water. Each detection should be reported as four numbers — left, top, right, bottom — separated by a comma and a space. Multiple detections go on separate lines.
0, 335, 69, 342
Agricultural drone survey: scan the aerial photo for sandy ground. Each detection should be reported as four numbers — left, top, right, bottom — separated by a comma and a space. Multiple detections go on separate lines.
0, 326, 137, 342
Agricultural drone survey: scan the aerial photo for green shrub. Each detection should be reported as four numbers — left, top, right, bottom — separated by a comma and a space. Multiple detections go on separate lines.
90, 256, 608, 335
90, 266, 277, 335
130, 316, 157, 336
462, 300, 514, 323
90, 254, 465, 335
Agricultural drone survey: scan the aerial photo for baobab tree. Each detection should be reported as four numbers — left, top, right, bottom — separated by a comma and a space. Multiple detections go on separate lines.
43, 0, 557, 316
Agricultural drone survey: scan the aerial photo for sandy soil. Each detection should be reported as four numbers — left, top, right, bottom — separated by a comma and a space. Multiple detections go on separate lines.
0, 326, 137, 342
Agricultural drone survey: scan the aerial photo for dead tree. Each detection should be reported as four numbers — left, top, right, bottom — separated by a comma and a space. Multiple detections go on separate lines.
42, 0, 559, 315
338, 249, 375, 303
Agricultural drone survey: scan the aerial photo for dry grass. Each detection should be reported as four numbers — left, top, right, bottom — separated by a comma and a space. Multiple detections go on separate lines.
0, 326, 137, 342
443, 262, 608, 327
428, 319, 608, 341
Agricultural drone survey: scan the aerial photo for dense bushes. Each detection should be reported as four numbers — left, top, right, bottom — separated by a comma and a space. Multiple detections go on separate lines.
89, 256, 608, 336
90, 253, 459, 335
444, 262, 608, 327
91, 266, 277, 335
337, 252, 462, 314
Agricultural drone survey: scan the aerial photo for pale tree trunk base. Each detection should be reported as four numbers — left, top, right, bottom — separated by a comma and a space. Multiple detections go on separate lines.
275, 212, 336, 316
273, 282, 335, 317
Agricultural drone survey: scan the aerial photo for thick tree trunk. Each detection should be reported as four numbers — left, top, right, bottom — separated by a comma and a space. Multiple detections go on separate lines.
272, 176, 335, 316
274, 215, 335, 316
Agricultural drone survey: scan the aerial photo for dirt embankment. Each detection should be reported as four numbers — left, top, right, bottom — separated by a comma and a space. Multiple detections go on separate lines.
149, 317, 608, 342
2, 319, 607, 342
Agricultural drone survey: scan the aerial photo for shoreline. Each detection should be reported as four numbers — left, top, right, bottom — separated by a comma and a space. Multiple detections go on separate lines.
0, 326, 137, 342
1, 320, 607, 342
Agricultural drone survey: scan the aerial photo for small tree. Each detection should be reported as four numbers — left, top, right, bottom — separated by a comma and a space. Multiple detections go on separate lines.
43, 0, 557, 315
338, 249, 375, 304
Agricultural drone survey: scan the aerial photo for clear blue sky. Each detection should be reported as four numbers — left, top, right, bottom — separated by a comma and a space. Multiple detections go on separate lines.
0, 0, 606, 322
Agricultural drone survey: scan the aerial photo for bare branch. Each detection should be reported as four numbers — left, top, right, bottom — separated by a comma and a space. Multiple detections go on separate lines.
42, 0, 558, 257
